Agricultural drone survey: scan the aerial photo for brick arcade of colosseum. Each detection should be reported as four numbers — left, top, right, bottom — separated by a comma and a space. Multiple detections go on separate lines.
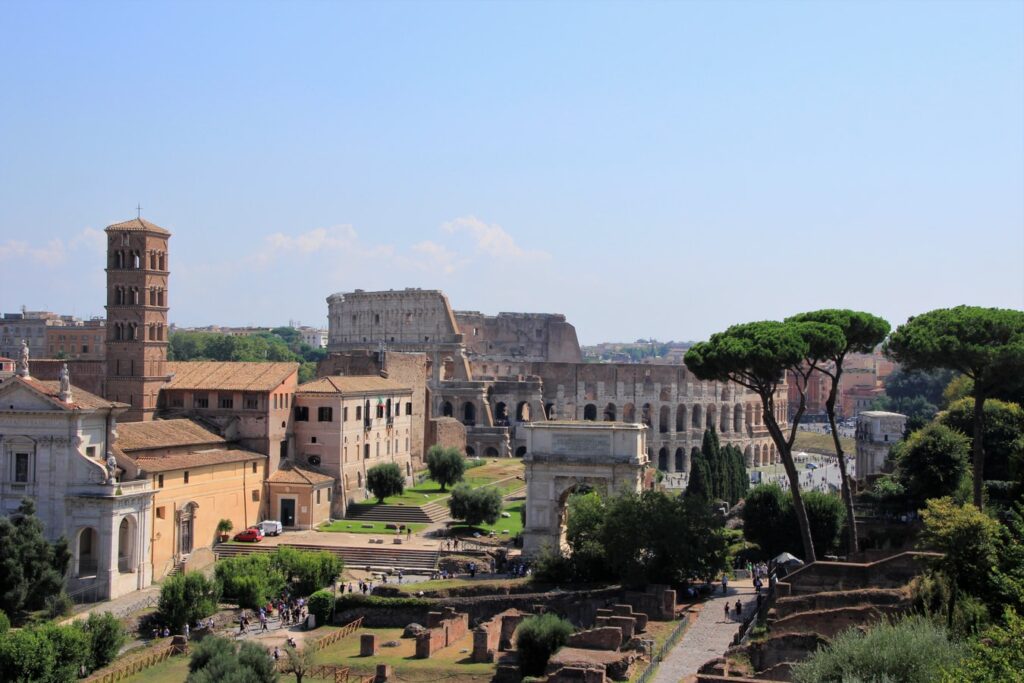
325, 288, 784, 473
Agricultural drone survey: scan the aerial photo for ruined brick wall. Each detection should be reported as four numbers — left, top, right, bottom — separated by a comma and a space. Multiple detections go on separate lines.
429, 417, 467, 453
29, 359, 106, 397
472, 609, 526, 663
456, 312, 582, 363
415, 608, 469, 658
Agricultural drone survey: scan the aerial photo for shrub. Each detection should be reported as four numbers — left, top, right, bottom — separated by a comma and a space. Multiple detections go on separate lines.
307, 589, 334, 626
516, 613, 574, 676
271, 546, 343, 596
894, 423, 970, 504
791, 616, 964, 683
0, 610, 8, 635
45, 592, 74, 619
187, 637, 277, 683
334, 594, 432, 611
367, 463, 405, 502
83, 612, 126, 672
742, 484, 846, 558
159, 571, 220, 631
448, 484, 503, 527
217, 553, 285, 608
425, 446, 466, 491
942, 609, 1024, 682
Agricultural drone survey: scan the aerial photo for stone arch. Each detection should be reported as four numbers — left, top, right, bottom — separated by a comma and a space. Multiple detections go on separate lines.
675, 447, 685, 472
516, 401, 531, 422
734, 404, 744, 433
77, 527, 99, 576
754, 444, 762, 467
118, 515, 137, 573
485, 446, 499, 457
706, 404, 717, 431
583, 404, 597, 421
692, 404, 703, 429
603, 402, 616, 421
744, 444, 753, 468
659, 387, 671, 402
659, 405, 670, 433
676, 404, 686, 432
643, 376, 655, 395
641, 403, 653, 427
465, 446, 476, 457
494, 402, 508, 423
515, 446, 527, 457
442, 401, 453, 417
720, 405, 730, 433
658, 447, 669, 471
623, 403, 636, 423
463, 401, 476, 425
357, 471, 363, 488
545, 403, 555, 419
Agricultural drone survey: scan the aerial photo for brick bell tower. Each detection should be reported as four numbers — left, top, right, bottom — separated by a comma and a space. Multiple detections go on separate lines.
104, 217, 172, 421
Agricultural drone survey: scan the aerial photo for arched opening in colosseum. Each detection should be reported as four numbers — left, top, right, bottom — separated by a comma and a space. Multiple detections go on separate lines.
675, 448, 685, 472
735, 404, 744, 433
659, 406, 669, 433
641, 403, 652, 427
485, 447, 499, 457
516, 401, 531, 422
515, 446, 527, 457
754, 444, 762, 466
466, 446, 475, 456
584, 382, 597, 401
659, 387, 671, 401
720, 407, 730, 433
442, 401, 453, 417
676, 404, 686, 432
658, 447, 668, 471
603, 403, 616, 421
745, 404, 754, 429
744, 445, 753, 467
706, 405, 717, 431
545, 403, 555, 419
623, 403, 636, 423
692, 404, 703, 429
494, 402, 508, 423
462, 402, 476, 425
643, 376, 654, 394
583, 404, 597, 421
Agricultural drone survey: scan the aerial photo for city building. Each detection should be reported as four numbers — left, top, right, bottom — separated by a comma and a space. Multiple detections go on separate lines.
855, 410, 908, 481
0, 310, 65, 360
45, 318, 106, 360
298, 326, 327, 349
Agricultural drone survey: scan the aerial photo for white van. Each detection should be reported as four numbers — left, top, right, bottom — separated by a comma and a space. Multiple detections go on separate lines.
257, 520, 284, 536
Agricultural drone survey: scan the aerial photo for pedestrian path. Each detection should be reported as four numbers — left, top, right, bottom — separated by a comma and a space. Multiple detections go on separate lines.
651, 580, 757, 683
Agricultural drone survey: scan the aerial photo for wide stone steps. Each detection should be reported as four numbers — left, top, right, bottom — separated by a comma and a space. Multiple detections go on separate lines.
345, 502, 449, 524
214, 542, 440, 572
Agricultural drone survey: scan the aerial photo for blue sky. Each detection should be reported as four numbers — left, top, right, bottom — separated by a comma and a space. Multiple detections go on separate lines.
1, 0, 1021, 344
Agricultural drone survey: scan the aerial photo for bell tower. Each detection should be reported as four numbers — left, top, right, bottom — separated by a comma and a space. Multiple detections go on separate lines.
104, 217, 171, 421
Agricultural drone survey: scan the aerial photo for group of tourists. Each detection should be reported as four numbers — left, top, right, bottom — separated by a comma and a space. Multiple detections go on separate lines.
236, 596, 308, 634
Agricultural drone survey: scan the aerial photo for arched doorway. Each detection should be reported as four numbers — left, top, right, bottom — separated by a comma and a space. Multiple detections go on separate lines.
118, 516, 136, 573
623, 403, 636, 423
641, 403, 652, 427
545, 402, 555, 419
706, 404, 717, 430
78, 527, 98, 576
692, 405, 703, 429
465, 446, 476, 457
603, 403, 616, 421
178, 503, 197, 556
659, 406, 670, 433
485, 446, 499, 457
676, 404, 686, 432
463, 402, 476, 425
516, 401, 531, 422
583, 404, 597, 421
675, 448, 685, 472
494, 402, 508, 424
658, 447, 668, 471
442, 401, 453, 417
515, 446, 527, 457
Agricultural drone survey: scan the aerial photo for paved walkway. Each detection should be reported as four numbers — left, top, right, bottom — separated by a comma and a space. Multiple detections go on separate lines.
651, 580, 757, 683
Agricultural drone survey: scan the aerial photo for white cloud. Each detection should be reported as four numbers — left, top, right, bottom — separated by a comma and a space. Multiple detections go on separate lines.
441, 215, 549, 260
410, 240, 461, 275
0, 228, 104, 267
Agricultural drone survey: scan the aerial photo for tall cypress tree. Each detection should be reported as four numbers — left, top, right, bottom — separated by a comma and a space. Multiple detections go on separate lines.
701, 428, 724, 500
687, 449, 712, 500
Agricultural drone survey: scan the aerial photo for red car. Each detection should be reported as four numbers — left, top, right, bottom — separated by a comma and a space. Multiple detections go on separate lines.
233, 527, 264, 543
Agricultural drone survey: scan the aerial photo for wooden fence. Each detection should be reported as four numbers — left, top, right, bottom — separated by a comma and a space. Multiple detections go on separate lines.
308, 616, 364, 651
83, 639, 187, 683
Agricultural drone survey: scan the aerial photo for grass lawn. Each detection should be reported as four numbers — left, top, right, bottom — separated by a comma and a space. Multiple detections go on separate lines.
450, 500, 524, 538
793, 430, 855, 456
361, 459, 524, 506
119, 655, 190, 683
398, 575, 533, 594
318, 520, 426, 534
313, 627, 494, 676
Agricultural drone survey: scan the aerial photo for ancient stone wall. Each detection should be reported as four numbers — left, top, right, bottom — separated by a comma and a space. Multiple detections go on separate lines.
472, 609, 526, 663
456, 311, 582, 363
29, 359, 106, 397
415, 607, 469, 658
777, 551, 941, 596
428, 417, 467, 453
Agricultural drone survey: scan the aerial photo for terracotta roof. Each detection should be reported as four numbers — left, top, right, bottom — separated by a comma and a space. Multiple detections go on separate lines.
116, 419, 226, 452
267, 464, 334, 486
106, 217, 170, 235
165, 361, 298, 392
0, 357, 13, 362
130, 448, 265, 473
297, 375, 410, 395
0, 376, 125, 411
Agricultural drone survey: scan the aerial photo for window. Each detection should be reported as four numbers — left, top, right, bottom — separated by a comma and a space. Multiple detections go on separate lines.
307, 455, 321, 466
376, 404, 384, 419
327, 488, 332, 501
170, 395, 184, 408
355, 406, 362, 420
245, 394, 259, 410
318, 406, 333, 422
251, 462, 258, 474
183, 470, 190, 484
311, 436, 317, 444
343, 406, 348, 421
316, 489, 321, 504
157, 474, 164, 488
295, 406, 309, 421
194, 394, 209, 409
405, 402, 412, 416
86, 446, 96, 458
156, 506, 166, 519
219, 397, 234, 409
14, 453, 30, 483
252, 490, 260, 502
280, 441, 288, 460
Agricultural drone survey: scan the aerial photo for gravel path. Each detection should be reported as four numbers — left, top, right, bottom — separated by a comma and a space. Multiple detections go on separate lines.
651, 580, 757, 683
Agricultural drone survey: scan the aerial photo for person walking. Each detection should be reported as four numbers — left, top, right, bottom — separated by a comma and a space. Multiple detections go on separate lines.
721, 574, 729, 594
724, 602, 730, 620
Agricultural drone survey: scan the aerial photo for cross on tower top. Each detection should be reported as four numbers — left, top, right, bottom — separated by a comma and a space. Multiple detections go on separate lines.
136, 203, 142, 218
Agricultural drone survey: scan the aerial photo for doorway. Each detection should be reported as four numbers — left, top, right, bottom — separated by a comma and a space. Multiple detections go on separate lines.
280, 499, 296, 527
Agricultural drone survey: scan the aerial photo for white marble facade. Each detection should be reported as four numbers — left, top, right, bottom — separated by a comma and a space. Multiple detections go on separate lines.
0, 374, 153, 602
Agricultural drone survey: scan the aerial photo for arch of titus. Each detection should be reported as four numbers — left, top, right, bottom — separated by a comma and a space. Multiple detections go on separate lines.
521, 422, 648, 557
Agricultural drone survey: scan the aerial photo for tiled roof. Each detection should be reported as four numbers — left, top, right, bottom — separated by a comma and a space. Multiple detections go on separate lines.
116, 419, 226, 452
297, 375, 410, 395
2, 376, 125, 411
267, 463, 334, 486
130, 448, 265, 473
106, 217, 170, 235
165, 361, 298, 392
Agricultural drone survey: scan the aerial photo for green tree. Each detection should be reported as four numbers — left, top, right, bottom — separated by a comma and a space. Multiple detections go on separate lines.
919, 497, 1001, 630
788, 309, 890, 554
0, 627, 56, 683
886, 306, 1024, 508
515, 613, 574, 676
158, 571, 221, 631
892, 423, 971, 505
187, 638, 278, 683
366, 463, 405, 503
872, 394, 940, 433
307, 590, 334, 627
425, 445, 466, 491
82, 612, 126, 672
38, 621, 90, 683
447, 484, 503, 527
270, 546, 342, 597
188, 636, 235, 674
564, 491, 609, 582
281, 645, 316, 683
792, 615, 964, 683
940, 398, 1024, 483
886, 366, 959, 407
686, 447, 712, 501
942, 609, 1024, 682
0, 610, 8, 635
686, 320, 846, 562
0, 498, 71, 618
742, 484, 846, 559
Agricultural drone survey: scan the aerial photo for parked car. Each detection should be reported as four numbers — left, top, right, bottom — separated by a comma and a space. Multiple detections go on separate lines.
257, 520, 283, 536
233, 527, 264, 542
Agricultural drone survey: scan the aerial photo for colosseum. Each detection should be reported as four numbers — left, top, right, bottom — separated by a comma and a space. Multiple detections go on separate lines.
326, 288, 785, 472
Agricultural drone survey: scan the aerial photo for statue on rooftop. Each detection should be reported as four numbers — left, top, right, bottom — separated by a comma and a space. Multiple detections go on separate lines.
16, 339, 29, 378
59, 363, 72, 402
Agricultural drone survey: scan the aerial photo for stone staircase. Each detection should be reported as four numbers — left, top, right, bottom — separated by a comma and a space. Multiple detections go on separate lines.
214, 542, 440, 573
345, 501, 449, 524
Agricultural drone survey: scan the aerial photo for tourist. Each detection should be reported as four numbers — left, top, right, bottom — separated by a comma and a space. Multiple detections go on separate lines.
183, 623, 189, 640
721, 574, 729, 594
724, 603, 730, 620
735, 599, 742, 616
273, 646, 280, 661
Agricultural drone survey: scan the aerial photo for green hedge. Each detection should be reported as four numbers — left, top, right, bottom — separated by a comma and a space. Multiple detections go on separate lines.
335, 594, 433, 611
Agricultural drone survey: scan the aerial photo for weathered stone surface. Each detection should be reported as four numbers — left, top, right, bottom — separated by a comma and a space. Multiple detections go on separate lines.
402, 623, 426, 638
360, 634, 377, 656
415, 608, 469, 658
566, 627, 623, 651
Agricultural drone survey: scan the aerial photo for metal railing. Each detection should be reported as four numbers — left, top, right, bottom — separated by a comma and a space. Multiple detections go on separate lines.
634, 613, 690, 683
